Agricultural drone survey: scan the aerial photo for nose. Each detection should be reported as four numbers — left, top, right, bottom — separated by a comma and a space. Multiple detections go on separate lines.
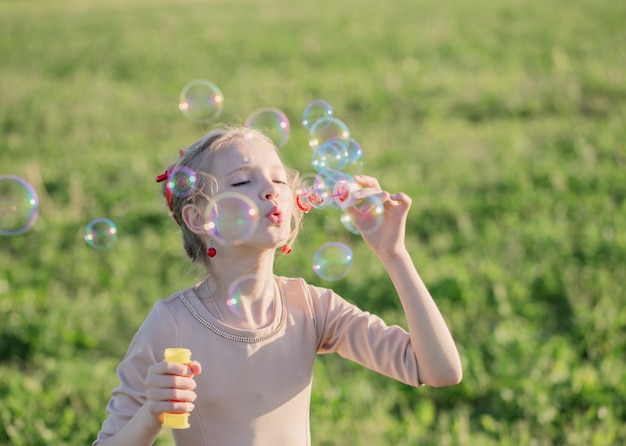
261, 181, 280, 201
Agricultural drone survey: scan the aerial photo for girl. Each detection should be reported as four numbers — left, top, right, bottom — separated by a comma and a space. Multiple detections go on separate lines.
93, 126, 462, 446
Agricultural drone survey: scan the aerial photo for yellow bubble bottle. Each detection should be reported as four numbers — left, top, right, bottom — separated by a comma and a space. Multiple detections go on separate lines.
162, 348, 192, 429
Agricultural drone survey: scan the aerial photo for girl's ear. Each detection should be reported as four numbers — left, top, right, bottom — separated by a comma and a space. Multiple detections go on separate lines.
181, 203, 207, 235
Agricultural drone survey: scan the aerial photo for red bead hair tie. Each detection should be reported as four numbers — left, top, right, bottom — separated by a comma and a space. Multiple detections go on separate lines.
155, 150, 185, 226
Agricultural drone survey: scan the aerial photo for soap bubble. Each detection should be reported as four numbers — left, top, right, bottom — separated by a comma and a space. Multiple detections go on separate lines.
340, 213, 360, 235
302, 99, 333, 130
245, 107, 290, 148
296, 173, 324, 212
341, 158, 365, 176
312, 169, 353, 210
167, 166, 197, 198
203, 192, 259, 245
343, 194, 384, 234
84, 218, 118, 249
344, 138, 364, 164
340, 138, 364, 175
297, 172, 339, 210
301, 172, 332, 210
311, 139, 349, 172
312, 242, 353, 281
309, 117, 350, 147
226, 274, 272, 319
0, 175, 39, 236
331, 173, 360, 209
179, 80, 224, 123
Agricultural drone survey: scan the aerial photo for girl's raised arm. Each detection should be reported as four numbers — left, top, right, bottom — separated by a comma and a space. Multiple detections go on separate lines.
346, 175, 462, 387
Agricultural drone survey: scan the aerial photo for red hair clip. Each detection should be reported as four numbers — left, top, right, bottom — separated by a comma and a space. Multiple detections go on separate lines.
155, 150, 185, 226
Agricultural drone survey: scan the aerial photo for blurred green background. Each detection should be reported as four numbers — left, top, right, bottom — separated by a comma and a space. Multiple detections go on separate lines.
1, 0, 625, 444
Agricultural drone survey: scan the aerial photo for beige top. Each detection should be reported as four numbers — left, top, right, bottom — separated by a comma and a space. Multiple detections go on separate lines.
93, 276, 422, 446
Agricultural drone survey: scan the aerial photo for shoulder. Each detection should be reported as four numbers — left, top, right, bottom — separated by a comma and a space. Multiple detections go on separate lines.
161, 286, 195, 305
275, 275, 355, 315
155, 286, 197, 312
135, 287, 196, 335
275, 275, 332, 301
121, 288, 196, 362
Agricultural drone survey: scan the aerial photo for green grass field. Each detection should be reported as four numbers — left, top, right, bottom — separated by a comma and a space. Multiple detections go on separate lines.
1, 0, 625, 444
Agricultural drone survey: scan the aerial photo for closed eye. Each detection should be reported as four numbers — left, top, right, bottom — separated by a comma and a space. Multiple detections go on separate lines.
231, 180, 250, 187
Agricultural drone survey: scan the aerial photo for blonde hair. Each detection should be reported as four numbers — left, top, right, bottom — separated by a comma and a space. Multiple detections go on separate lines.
162, 126, 303, 269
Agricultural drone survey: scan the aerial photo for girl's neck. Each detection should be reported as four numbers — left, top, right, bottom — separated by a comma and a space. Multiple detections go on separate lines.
209, 249, 275, 285
202, 249, 278, 329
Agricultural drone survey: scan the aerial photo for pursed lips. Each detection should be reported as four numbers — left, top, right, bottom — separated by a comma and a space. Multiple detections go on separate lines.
266, 206, 283, 224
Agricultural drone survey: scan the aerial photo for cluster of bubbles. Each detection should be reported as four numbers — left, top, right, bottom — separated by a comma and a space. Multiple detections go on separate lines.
176, 83, 383, 285
4, 79, 384, 320
178, 79, 291, 149
297, 99, 386, 281
174, 81, 271, 251
0, 174, 120, 250
175, 81, 388, 288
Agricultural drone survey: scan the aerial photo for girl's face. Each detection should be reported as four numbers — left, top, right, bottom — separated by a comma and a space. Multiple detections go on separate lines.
207, 135, 294, 249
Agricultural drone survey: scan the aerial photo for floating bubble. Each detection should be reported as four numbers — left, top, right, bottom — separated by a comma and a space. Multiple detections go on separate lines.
179, 80, 224, 123
312, 169, 353, 210
295, 176, 315, 213
203, 192, 260, 245
312, 242, 353, 281
341, 159, 365, 176
245, 107, 290, 148
167, 166, 197, 198
311, 139, 349, 172
84, 218, 118, 249
226, 274, 271, 319
332, 173, 360, 209
340, 213, 360, 235
309, 117, 350, 148
344, 138, 363, 163
297, 171, 340, 210
302, 99, 334, 130
296, 173, 324, 212
0, 175, 39, 236
343, 194, 384, 234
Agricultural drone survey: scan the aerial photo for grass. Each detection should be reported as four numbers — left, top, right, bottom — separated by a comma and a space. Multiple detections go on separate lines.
1, 0, 625, 444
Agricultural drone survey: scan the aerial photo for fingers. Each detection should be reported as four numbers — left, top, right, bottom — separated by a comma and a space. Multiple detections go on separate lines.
352, 175, 411, 207
145, 360, 201, 420
144, 373, 198, 403
351, 189, 411, 211
353, 174, 381, 190
145, 370, 198, 391
151, 360, 200, 377
152, 400, 196, 420
189, 360, 202, 375
389, 192, 412, 206
146, 385, 198, 405
350, 188, 386, 203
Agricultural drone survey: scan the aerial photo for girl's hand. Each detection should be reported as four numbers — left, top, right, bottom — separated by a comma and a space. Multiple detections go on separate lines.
143, 360, 202, 424
345, 175, 412, 258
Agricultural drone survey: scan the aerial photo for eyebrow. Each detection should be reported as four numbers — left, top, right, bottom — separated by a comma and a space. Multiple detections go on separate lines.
224, 164, 287, 177
225, 165, 250, 177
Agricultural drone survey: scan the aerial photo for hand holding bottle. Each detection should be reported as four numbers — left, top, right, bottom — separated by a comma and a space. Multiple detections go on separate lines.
143, 348, 202, 429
